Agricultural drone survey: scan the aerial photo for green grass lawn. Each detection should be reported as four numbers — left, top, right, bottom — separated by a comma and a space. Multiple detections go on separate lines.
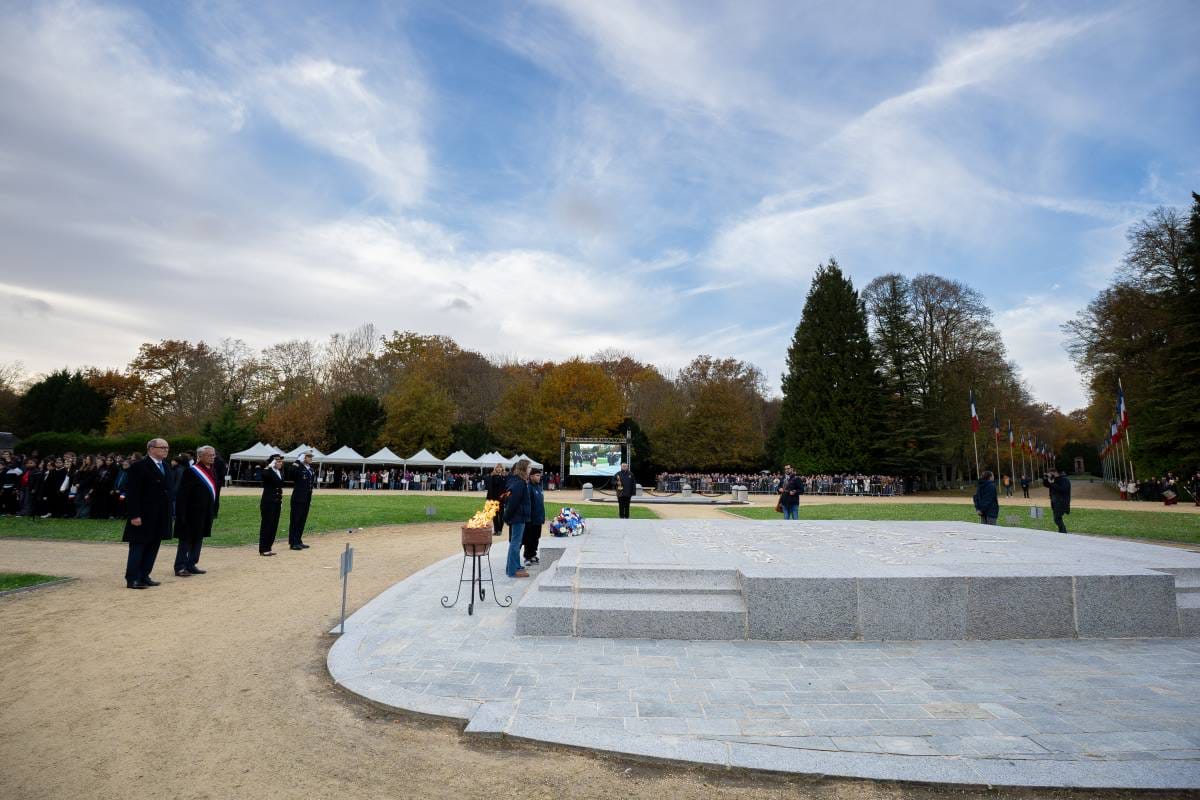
0, 572, 64, 592
0, 494, 657, 547
727, 503, 1200, 544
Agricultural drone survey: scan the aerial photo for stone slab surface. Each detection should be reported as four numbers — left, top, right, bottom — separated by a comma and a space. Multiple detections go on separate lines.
329, 536, 1200, 789
517, 520, 1200, 641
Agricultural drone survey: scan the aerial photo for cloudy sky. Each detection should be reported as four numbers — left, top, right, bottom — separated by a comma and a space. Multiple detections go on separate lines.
1, 0, 1197, 410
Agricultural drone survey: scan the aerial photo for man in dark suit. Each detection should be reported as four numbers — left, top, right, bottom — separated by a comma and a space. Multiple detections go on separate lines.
288, 451, 315, 550
1043, 469, 1072, 533
259, 454, 285, 556
174, 445, 218, 576
122, 438, 174, 589
615, 462, 635, 519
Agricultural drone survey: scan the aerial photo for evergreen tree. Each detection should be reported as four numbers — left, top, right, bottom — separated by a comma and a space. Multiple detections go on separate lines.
16, 369, 109, 435
776, 259, 883, 473
326, 394, 386, 453
200, 403, 258, 457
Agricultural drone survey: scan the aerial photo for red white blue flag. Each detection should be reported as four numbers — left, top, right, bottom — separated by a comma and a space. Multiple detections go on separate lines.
969, 390, 980, 432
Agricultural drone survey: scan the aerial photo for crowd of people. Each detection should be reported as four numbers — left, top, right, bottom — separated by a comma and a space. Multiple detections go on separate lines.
654, 472, 910, 496
232, 465, 562, 492
1116, 473, 1199, 505
0, 449, 226, 519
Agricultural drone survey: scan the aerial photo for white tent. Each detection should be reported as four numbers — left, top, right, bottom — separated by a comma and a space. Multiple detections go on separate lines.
284, 444, 325, 462
477, 451, 503, 467
442, 450, 480, 468
364, 446, 405, 465
516, 453, 544, 469
497, 453, 520, 467
403, 448, 444, 467
322, 446, 366, 464
230, 442, 282, 461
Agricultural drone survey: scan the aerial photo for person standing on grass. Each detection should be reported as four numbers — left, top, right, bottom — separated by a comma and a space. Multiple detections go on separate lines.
486, 463, 507, 537
523, 468, 545, 568
503, 459, 531, 578
778, 464, 802, 520
122, 438, 175, 589
259, 454, 285, 556
288, 451, 315, 551
1043, 469, 1071, 533
615, 462, 635, 519
973, 470, 999, 525
174, 445, 218, 577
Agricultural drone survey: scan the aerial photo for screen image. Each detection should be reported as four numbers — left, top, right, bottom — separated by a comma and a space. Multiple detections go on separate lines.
568, 443, 624, 476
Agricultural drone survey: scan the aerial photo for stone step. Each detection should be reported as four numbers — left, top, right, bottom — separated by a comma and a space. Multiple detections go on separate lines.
537, 564, 742, 594
575, 591, 747, 640
1174, 580, 1200, 594
1179, 593, 1200, 637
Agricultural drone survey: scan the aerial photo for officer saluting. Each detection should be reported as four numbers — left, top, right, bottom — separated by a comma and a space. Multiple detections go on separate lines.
259, 454, 285, 556
288, 451, 315, 550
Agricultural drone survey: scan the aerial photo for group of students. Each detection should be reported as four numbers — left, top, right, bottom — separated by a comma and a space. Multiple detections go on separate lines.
656, 471, 908, 496
0, 451, 149, 519
1117, 473, 1200, 505
483, 461, 546, 578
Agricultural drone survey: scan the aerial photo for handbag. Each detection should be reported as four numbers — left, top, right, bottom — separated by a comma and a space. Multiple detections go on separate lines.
775, 497, 783, 513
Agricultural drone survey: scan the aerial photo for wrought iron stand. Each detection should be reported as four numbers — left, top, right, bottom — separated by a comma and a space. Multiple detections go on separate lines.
441, 544, 512, 616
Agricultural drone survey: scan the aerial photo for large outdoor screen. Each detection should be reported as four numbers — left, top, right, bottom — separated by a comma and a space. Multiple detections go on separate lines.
568, 443, 624, 476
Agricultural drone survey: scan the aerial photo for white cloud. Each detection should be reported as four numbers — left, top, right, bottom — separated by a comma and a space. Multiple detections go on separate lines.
997, 295, 1088, 411
252, 56, 428, 208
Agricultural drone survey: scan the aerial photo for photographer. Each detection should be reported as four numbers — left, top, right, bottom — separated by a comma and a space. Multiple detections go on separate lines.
1042, 469, 1072, 533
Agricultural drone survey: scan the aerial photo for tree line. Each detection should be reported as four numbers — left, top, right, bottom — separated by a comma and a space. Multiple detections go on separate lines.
1065, 192, 1200, 476
2, 265, 1093, 482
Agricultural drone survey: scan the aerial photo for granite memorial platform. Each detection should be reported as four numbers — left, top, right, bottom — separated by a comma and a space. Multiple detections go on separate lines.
517, 519, 1200, 641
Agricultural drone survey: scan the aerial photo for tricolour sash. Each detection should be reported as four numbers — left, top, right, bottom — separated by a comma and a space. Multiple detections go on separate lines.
190, 463, 217, 502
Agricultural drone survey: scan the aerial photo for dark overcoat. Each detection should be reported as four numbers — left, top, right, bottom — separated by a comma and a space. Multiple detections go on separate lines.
1044, 475, 1071, 514
972, 478, 999, 518
122, 457, 175, 543
502, 474, 531, 525
175, 465, 216, 539
290, 462, 316, 506
615, 470, 635, 499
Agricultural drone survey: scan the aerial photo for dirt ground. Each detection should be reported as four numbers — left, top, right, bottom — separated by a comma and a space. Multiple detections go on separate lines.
1, 523, 1196, 800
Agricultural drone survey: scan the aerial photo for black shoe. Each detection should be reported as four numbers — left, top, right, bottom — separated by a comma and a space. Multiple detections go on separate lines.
187, 567, 206, 574
290, 545, 303, 550
176, 569, 191, 577
126, 580, 147, 590
299, 544, 310, 549
531, 556, 539, 564
142, 578, 161, 587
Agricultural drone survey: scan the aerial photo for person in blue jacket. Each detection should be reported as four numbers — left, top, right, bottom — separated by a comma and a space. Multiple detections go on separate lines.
503, 459, 531, 577
973, 470, 999, 525
523, 468, 546, 567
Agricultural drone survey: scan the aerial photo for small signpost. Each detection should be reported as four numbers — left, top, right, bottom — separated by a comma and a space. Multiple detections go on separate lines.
425, 505, 437, 517
1030, 506, 1044, 520
338, 543, 354, 634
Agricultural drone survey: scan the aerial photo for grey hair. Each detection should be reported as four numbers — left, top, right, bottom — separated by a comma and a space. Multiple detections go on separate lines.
196, 445, 215, 456
146, 438, 167, 450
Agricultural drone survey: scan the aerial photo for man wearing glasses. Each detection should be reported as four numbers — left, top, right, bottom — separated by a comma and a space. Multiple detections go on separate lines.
121, 438, 175, 589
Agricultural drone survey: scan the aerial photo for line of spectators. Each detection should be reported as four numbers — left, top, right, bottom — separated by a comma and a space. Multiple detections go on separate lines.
655, 472, 911, 496
1118, 472, 1200, 505
231, 464, 561, 492
0, 449, 200, 519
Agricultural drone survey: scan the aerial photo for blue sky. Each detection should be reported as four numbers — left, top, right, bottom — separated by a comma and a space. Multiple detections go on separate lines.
1, 0, 1197, 410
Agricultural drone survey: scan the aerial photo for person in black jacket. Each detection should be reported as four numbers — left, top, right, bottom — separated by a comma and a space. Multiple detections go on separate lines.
174, 445, 218, 576
523, 468, 546, 566
777, 465, 803, 520
288, 451, 316, 550
1043, 469, 1071, 532
122, 438, 175, 589
973, 470, 999, 525
486, 464, 507, 536
615, 462, 635, 519
259, 454, 285, 556
503, 459, 531, 578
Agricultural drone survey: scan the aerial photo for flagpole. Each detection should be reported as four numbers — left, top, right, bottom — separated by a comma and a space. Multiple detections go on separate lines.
971, 432, 980, 482
1008, 429, 1016, 496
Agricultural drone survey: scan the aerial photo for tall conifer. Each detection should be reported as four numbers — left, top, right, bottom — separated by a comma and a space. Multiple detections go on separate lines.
775, 259, 883, 472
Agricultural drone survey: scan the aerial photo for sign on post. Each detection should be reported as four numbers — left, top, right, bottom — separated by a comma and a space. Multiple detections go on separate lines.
339, 543, 354, 634
1030, 507, 1044, 520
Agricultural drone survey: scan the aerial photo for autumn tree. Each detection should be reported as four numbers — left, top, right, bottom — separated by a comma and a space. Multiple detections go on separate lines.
490, 376, 544, 458
379, 375, 457, 455
126, 339, 225, 433
258, 389, 332, 448
535, 360, 624, 461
